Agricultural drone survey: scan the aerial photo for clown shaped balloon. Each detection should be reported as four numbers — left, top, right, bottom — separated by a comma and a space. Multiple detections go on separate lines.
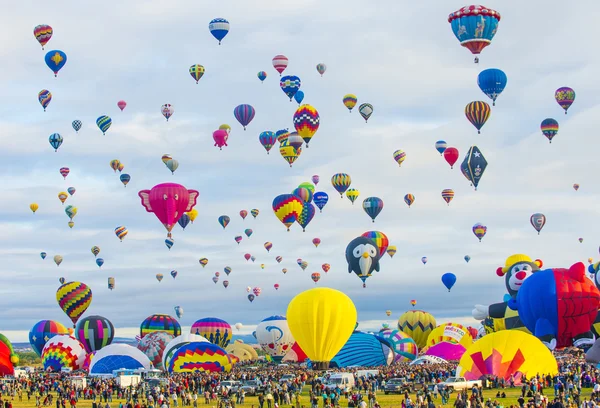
346, 236, 381, 288
138, 183, 199, 238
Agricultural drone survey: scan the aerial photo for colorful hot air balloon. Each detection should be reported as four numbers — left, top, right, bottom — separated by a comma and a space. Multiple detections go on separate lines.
178, 213, 191, 230
38, 89, 52, 111
292, 187, 313, 204
441, 273, 457, 292
209, 18, 230, 44
272, 55, 288, 76
540, 119, 559, 143
441, 189, 455, 205
358, 103, 373, 122
361, 231, 389, 258
331, 173, 351, 197
322, 263, 331, 273
311, 175, 320, 186
460, 146, 488, 190
91, 245, 100, 258
530, 213, 546, 235
108, 278, 115, 290
421, 257, 428, 265
253, 287, 262, 297
257, 71, 267, 82
297, 202, 316, 232
398, 310, 436, 349
188, 209, 198, 223
218, 215, 230, 229
49, 133, 63, 152
161, 104, 174, 121
235, 236, 243, 244
199, 258, 208, 267
435, 140, 447, 155
312, 238, 321, 248
272, 194, 303, 231
117, 100, 127, 111
248, 294, 255, 302
29, 320, 68, 357
156, 274, 164, 282
472, 223, 487, 242
96, 116, 112, 135
443, 147, 459, 169
276, 256, 283, 263
311, 272, 321, 284
259, 131, 277, 154
75, 316, 115, 353
264, 242, 273, 252
343, 94, 358, 112
448, 5, 501, 63
555, 87, 575, 114
316, 63, 326, 76
59, 167, 70, 179
58, 192, 68, 204
234, 104, 255, 130
189, 64, 205, 83
279, 139, 302, 167
465, 101, 491, 134
477, 68, 507, 106
138, 183, 199, 238
387, 246, 397, 258
120, 174, 131, 187
404, 194, 415, 208
280, 75, 301, 101
363, 197, 383, 222
346, 189, 360, 204
165, 238, 174, 250
244, 228, 253, 238
67, 187, 76, 196
56, 282, 92, 327
250, 209, 259, 218
410, 300, 417, 307
45, 50, 67, 77
224, 267, 231, 276
115, 226, 128, 241
72, 120, 82, 132
34, 25, 53, 49
393, 150, 406, 166
293, 105, 320, 147
573, 184, 580, 191
287, 288, 356, 370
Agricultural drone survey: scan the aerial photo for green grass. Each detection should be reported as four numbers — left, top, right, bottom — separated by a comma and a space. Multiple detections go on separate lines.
9, 387, 589, 408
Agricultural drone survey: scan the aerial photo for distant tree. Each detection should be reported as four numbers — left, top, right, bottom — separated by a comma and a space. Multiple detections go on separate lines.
16, 351, 41, 366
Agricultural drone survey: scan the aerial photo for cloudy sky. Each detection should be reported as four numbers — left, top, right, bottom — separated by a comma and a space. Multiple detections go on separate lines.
1, 1, 599, 343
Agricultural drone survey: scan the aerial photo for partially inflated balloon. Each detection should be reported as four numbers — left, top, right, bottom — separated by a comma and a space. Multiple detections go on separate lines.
287, 288, 357, 370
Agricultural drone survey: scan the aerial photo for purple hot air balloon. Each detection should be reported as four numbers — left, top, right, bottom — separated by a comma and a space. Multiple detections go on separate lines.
234, 104, 256, 130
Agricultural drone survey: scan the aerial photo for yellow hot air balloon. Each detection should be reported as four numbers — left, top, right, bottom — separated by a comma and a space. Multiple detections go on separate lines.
110, 159, 120, 172
345, 188, 360, 204
68, 221, 74, 229
187, 209, 198, 223
398, 310, 436, 349
426, 322, 473, 349
30, 203, 39, 213
58, 192, 68, 204
457, 331, 557, 381
343, 94, 358, 112
287, 287, 356, 369
279, 143, 302, 167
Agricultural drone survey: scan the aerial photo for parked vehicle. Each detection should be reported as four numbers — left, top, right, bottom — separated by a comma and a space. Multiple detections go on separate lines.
221, 381, 242, 393
323, 373, 355, 393
383, 378, 410, 394
439, 377, 482, 391
279, 374, 296, 384
240, 379, 264, 396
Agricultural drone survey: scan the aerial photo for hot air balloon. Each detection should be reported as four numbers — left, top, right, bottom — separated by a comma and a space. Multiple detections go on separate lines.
421, 257, 428, 265
441, 189, 455, 205
448, 5, 501, 63
555, 87, 575, 114
120, 174, 131, 187
96, 116, 112, 135
209, 18, 230, 44
331, 173, 351, 197
472, 223, 487, 242
49, 133, 63, 152
313, 192, 329, 212
312, 238, 321, 248
540, 119, 559, 143
251, 209, 259, 218
530, 213, 546, 235
138, 183, 199, 238
287, 288, 356, 370
38, 89, 52, 111
248, 294, 255, 302
165, 238, 174, 250
410, 300, 417, 307
107, 276, 115, 290
34, 25, 53, 49
68, 221, 74, 229
465, 101, 491, 134
117, 100, 127, 111
171, 270, 178, 279
435, 140, 447, 155
477, 69, 507, 106
442, 273, 457, 292
294, 90, 304, 105
96, 258, 104, 268
189, 64, 205, 83
272, 194, 303, 231
464, 255, 471, 263
54, 255, 63, 266
387, 246, 397, 258
30, 203, 39, 213
40, 252, 47, 259
280, 76, 301, 101
75, 316, 114, 354
235, 236, 243, 244
223, 280, 229, 288
297, 202, 316, 232
404, 194, 415, 208
45, 50, 67, 77
56, 282, 92, 327
272, 55, 288, 75
244, 254, 251, 261
398, 310, 436, 349
115, 226, 128, 241
573, 184, 579, 191
311, 273, 321, 284
165, 159, 179, 173
67, 187, 76, 196
264, 242, 273, 252
244, 229, 253, 238
579, 238, 584, 243
253, 287, 262, 297
346, 236, 381, 288
218, 215, 230, 229
292, 187, 312, 204
212, 277, 219, 284
276, 256, 283, 263
393, 150, 406, 166
293, 104, 320, 147
316, 63, 327, 76
72, 120, 82, 133
199, 258, 208, 267
343, 94, 358, 112
358, 103, 373, 122
282, 268, 288, 274
322, 264, 331, 273
273, 284, 279, 291
213, 129, 228, 150
342, 188, 358, 205
188, 209, 198, 223
361, 231, 389, 258
259, 131, 276, 154
156, 274, 164, 282
300, 261, 308, 271
460, 146, 488, 190
161, 104, 174, 121
174, 306, 183, 319
109, 160, 120, 172
234, 104, 255, 130
58, 192, 68, 204
257, 71, 267, 82
178, 213, 191, 230
443, 147, 459, 169
59, 167, 70, 179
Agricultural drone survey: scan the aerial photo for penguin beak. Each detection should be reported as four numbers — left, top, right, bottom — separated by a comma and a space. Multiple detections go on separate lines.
359, 256, 372, 277
362, 252, 369, 258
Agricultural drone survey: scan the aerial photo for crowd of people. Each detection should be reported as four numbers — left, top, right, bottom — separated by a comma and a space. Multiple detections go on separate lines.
0, 350, 596, 408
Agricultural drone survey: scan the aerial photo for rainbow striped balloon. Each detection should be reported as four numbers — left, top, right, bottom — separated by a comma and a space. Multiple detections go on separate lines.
190, 318, 232, 348
167, 341, 233, 373
140, 314, 181, 339
272, 194, 303, 231
56, 282, 92, 327
293, 104, 320, 147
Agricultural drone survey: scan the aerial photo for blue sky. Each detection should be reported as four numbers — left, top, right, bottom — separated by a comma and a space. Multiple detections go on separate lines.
2, 1, 600, 342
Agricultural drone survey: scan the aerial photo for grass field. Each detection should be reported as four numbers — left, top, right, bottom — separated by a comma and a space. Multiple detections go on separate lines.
8, 387, 591, 408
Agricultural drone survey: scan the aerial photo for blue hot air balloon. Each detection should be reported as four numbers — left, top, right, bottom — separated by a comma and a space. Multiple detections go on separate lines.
448, 5, 501, 63
178, 213, 190, 230
313, 192, 329, 213
209, 18, 230, 44
233, 104, 255, 130
40, 252, 47, 259
96, 258, 104, 268
49, 133, 63, 152
72, 120, 82, 133
257, 71, 267, 82
45, 50, 67, 76
477, 69, 507, 106
120, 174, 130, 187
464, 255, 471, 263
435, 140, 447, 155
362, 197, 384, 222
96, 116, 112, 135
165, 238, 174, 250
441, 272, 457, 292
294, 90, 305, 105
280, 76, 301, 101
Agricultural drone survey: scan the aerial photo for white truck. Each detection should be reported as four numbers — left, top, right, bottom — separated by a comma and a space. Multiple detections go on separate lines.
439, 377, 482, 392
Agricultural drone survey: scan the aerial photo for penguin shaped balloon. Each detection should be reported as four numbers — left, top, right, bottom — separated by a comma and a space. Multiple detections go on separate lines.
345, 236, 381, 288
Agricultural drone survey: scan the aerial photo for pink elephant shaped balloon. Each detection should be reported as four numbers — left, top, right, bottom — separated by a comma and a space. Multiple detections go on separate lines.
213, 129, 228, 150
138, 183, 199, 237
